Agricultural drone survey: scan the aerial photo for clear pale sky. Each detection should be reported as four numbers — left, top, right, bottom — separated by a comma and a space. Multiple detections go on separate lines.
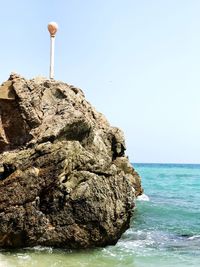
0, 0, 200, 163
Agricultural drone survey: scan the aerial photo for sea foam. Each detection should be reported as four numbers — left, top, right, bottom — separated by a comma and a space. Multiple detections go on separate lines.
137, 194, 150, 201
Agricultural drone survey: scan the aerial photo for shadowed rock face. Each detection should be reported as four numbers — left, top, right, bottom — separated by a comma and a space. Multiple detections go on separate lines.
0, 73, 142, 249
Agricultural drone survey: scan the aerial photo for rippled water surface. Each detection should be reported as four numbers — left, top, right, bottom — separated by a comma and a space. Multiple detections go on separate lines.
0, 163, 200, 267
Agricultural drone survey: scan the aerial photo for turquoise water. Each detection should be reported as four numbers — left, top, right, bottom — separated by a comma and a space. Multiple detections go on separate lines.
0, 163, 200, 267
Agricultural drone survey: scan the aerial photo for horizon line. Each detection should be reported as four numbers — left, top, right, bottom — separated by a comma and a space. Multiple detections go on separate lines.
132, 162, 200, 165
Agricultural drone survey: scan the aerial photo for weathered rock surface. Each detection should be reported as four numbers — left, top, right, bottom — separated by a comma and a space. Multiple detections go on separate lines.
0, 73, 142, 248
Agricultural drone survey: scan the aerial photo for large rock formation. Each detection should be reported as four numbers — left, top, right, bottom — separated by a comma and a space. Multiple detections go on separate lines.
0, 73, 142, 248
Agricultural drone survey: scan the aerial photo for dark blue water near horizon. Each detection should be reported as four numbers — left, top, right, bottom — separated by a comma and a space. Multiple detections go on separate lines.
134, 162, 200, 168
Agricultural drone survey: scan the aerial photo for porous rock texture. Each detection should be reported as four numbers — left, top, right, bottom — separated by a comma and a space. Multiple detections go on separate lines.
0, 73, 142, 248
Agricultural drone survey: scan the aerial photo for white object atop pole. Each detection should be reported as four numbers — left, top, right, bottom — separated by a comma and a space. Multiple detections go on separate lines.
48, 22, 58, 80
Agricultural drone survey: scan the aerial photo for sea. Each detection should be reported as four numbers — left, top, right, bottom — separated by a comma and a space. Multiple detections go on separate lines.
0, 163, 199, 267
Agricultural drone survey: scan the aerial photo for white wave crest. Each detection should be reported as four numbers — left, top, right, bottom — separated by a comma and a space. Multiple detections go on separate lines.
188, 235, 200, 240
137, 194, 150, 201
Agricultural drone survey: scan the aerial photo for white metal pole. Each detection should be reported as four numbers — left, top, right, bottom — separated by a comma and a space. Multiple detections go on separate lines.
48, 22, 58, 80
50, 36, 55, 79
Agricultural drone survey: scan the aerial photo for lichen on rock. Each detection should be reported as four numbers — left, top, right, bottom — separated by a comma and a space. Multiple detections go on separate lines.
0, 73, 142, 248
